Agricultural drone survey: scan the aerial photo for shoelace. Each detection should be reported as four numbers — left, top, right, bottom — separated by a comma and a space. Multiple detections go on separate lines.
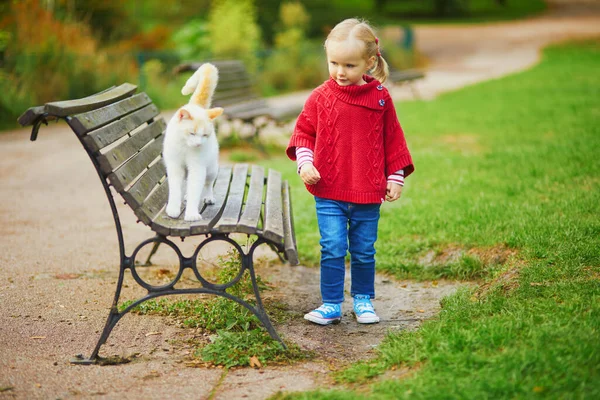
355, 301, 375, 314
316, 304, 338, 315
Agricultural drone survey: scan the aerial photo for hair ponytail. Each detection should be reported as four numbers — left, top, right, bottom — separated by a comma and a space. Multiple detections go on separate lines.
371, 50, 390, 84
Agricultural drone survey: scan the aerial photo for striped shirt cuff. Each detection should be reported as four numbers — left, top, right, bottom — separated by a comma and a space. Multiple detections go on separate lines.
296, 147, 314, 173
387, 169, 405, 186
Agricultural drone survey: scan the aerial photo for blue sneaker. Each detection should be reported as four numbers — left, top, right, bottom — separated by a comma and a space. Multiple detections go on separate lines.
353, 295, 380, 324
304, 303, 342, 325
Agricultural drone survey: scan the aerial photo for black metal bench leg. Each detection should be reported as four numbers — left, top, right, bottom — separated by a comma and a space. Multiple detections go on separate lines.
71, 258, 130, 364
409, 82, 421, 99
242, 252, 287, 350
142, 241, 161, 266
70, 307, 123, 364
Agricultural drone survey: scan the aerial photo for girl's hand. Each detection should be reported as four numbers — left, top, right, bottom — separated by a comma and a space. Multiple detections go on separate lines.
300, 163, 321, 185
386, 182, 403, 202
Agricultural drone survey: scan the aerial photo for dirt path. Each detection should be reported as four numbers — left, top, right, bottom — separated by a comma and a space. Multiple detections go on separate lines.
1, 2, 599, 399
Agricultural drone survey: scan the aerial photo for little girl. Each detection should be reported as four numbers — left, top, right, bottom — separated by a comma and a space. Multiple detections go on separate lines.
286, 18, 414, 325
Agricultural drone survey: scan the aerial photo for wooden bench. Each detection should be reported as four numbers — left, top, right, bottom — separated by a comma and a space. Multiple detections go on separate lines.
18, 83, 299, 364
175, 59, 302, 124
387, 67, 425, 98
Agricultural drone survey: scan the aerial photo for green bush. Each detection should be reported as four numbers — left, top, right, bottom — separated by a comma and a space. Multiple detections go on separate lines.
260, 2, 328, 94
0, 0, 134, 128
172, 19, 211, 62
208, 0, 262, 72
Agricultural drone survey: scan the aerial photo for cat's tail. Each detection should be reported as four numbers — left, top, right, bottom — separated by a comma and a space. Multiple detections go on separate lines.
181, 63, 219, 108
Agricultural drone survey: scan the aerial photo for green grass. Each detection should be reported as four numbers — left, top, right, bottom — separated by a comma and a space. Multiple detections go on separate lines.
120, 253, 306, 368
264, 39, 600, 398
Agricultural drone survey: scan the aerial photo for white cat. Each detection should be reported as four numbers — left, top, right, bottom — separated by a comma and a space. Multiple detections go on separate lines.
163, 63, 223, 221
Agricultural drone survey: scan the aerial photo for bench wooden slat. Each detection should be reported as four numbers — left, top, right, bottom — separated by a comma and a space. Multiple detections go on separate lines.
81, 103, 159, 153
121, 160, 167, 209
45, 83, 137, 118
237, 165, 265, 234
149, 165, 233, 236
18, 86, 120, 126
225, 101, 268, 112
214, 91, 260, 105
233, 110, 272, 121
282, 180, 299, 265
263, 169, 284, 243
189, 165, 234, 235
214, 79, 253, 92
17, 106, 46, 127
213, 88, 264, 102
97, 118, 166, 174
68, 93, 154, 136
388, 69, 425, 83
137, 180, 169, 227
221, 103, 271, 122
108, 135, 164, 191
213, 164, 249, 233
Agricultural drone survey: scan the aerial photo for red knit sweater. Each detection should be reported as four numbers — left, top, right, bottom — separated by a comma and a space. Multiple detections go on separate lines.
286, 76, 414, 204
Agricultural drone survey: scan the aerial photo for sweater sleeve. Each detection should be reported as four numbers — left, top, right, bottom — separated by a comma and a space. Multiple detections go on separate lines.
382, 92, 414, 178
286, 91, 319, 161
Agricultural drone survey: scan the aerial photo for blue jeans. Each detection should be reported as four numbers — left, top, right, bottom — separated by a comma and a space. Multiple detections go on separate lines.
315, 197, 381, 304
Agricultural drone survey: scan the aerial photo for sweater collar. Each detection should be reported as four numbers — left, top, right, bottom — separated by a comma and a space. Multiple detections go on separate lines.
324, 76, 386, 110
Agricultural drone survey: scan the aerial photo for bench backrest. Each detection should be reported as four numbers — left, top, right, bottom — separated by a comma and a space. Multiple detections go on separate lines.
209, 60, 263, 108
18, 83, 298, 264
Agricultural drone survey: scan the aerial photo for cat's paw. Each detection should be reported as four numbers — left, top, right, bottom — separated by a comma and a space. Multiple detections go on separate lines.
203, 196, 215, 205
184, 211, 203, 221
166, 204, 181, 218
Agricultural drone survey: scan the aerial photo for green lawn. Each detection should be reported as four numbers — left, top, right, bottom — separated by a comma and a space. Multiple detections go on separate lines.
265, 39, 600, 399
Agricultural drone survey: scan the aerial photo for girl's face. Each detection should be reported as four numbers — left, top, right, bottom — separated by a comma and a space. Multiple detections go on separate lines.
326, 40, 375, 87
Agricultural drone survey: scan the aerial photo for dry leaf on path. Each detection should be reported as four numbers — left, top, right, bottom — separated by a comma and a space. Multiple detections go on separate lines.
249, 355, 262, 369
55, 273, 81, 280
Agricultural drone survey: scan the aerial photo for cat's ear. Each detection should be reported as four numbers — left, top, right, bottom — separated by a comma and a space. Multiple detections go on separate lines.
177, 108, 192, 121
207, 107, 224, 120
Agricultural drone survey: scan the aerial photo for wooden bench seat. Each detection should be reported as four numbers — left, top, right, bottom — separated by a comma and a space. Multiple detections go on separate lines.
18, 82, 299, 364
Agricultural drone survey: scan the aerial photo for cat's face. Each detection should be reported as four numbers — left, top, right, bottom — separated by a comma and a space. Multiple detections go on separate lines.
176, 105, 224, 147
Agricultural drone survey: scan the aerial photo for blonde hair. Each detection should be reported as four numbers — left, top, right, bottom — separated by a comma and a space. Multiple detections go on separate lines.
324, 18, 389, 84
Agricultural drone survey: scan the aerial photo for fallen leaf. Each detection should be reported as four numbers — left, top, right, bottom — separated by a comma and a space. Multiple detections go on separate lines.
417, 309, 425, 313
432, 280, 439, 287
30, 336, 46, 339
142, 370, 161, 380
249, 355, 262, 369
145, 332, 161, 337
55, 273, 81, 280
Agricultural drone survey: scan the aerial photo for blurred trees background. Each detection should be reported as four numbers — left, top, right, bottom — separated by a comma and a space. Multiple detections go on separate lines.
0, 0, 545, 128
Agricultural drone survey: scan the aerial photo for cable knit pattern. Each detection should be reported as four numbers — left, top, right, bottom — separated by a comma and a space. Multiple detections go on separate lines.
287, 76, 414, 204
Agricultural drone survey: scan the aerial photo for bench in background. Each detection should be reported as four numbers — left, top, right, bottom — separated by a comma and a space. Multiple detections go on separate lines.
18, 83, 299, 364
387, 67, 425, 98
175, 59, 302, 125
